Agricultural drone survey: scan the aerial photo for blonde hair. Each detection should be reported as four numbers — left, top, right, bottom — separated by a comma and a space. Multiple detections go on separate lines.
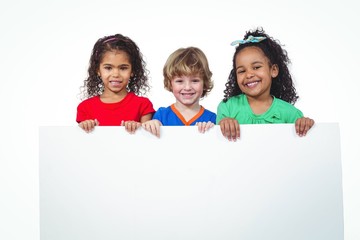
163, 47, 213, 98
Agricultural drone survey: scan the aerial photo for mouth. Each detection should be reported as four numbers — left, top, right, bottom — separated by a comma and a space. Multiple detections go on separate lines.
245, 80, 260, 88
181, 92, 195, 97
110, 80, 123, 86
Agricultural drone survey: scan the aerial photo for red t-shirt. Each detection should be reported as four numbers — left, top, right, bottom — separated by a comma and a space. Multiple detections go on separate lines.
76, 92, 155, 126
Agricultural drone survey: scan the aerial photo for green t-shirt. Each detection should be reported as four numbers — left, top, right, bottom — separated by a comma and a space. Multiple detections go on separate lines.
216, 94, 303, 124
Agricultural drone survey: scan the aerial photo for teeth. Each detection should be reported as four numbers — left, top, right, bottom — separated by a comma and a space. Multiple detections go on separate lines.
247, 81, 258, 87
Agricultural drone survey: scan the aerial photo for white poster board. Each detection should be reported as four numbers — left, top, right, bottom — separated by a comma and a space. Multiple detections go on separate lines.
39, 123, 343, 240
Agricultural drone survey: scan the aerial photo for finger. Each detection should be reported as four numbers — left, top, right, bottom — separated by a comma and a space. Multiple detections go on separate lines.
197, 122, 205, 133
296, 118, 306, 136
130, 122, 141, 133
302, 118, 314, 136
152, 123, 161, 138
229, 121, 239, 141
82, 121, 92, 133
225, 121, 235, 141
126, 122, 136, 133
204, 121, 215, 131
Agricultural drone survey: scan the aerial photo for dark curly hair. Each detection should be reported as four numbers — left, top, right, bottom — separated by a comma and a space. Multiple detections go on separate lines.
222, 27, 298, 104
80, 33, 150, 100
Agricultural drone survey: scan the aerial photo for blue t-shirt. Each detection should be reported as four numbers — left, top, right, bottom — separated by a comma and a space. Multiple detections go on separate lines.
153, 104, 216, 126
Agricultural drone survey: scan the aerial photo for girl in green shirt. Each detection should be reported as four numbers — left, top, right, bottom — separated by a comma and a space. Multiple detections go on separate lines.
217, 28, 314, 141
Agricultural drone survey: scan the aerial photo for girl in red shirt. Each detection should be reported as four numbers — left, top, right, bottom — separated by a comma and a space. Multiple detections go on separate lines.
77, 34, 155, 133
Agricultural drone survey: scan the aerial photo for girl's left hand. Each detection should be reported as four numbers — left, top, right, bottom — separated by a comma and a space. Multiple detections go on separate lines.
121, 120, 141, 134
196, 121, 215, 133
295, 117, 315, 137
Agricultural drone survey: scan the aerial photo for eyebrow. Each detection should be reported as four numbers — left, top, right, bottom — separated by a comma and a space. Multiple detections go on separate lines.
102, 63, 130, 67
236, 61, 264, 70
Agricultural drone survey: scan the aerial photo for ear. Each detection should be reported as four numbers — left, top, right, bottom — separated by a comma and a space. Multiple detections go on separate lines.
271, 64, 279, 78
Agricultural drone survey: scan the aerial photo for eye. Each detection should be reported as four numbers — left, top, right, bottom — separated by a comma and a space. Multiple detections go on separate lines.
253, 65, 262, 70
104, 66, 112, 70
192, 79, 201, 83
237, 69, 245, 74
174, 78, 183, 83
120, 66, 129, 70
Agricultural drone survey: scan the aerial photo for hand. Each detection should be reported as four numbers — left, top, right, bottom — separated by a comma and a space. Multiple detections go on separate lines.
295, 117, 315, 137
195, 121, 215, 133
121, 120, 141, 134
219, 118, 240, 141
142, 120, 162, 138
78, 119, 99, 133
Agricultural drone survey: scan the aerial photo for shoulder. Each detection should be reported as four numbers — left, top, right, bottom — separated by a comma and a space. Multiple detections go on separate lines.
219, 94, 246, 105
203, 108, 216, 116
77, 96, 99, 106
273, 97, 303, 115
217, 94, 247, 110
274, 97, 298, 109
127, 92, 153, 104
155, 106, 172, 114
127, 92, 148, 100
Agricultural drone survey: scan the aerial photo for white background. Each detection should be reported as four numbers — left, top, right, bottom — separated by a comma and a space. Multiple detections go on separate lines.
0, 0, 359, 239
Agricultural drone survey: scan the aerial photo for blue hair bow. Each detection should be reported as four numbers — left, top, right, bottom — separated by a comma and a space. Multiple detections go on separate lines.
231, 35, 266, 46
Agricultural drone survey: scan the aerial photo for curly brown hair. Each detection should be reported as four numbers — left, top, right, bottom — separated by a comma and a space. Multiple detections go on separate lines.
80, 34, 150, 100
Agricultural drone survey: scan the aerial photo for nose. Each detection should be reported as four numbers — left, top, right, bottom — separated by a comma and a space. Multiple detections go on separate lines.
183, 81, 192, 90
246, 70, 255, 79
112, 68, 120, 77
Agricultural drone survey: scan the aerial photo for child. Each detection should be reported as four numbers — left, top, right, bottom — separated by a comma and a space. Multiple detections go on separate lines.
217, 28, 314, 141
76, 33, 155, 133
142, 47, 216, 137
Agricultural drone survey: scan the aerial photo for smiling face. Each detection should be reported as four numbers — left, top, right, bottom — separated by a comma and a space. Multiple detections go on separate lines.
235, 46, 278, 101
170, 74, 204, 108
97, 50, 132, 97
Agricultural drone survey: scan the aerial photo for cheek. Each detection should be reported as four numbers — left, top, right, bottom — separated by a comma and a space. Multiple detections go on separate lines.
236, 74, 244, 84
197, 84, 204, 93
171, 85, 181, 93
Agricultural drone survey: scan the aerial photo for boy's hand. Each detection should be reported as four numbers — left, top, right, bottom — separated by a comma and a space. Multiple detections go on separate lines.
196, 121, 215, 133
142, 120, 162, 138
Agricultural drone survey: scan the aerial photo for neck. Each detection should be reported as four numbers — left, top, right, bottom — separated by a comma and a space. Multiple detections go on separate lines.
100, 90, 128, 103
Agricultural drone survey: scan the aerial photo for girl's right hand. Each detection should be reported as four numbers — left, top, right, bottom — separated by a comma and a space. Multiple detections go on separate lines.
79, 119, 99, 133
219, 118, 240, 141
142, 120, 162, 138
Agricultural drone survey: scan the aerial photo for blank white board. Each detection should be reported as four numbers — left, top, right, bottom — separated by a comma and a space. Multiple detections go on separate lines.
39, 123, 343, 240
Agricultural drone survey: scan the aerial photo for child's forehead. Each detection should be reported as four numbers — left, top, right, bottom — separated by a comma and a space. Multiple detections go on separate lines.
238, 46, 264, 55
237, 46, 268, 59
101, 50, 130, 59
235, 46, 270, 65
174, 73, 201, 77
